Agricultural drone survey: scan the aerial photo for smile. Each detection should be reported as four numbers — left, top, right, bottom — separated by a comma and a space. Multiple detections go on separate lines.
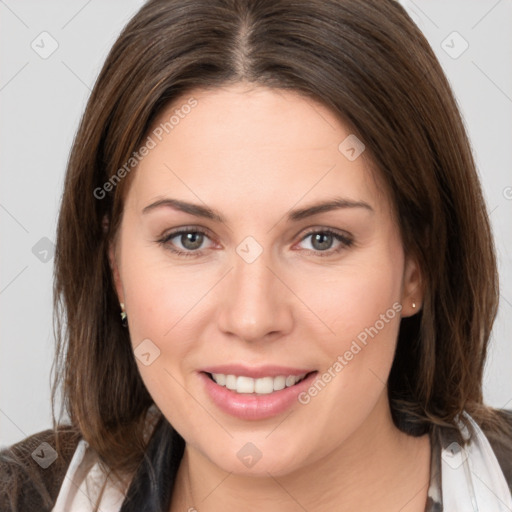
207, 372, 310, 394
199, 367, 319, 420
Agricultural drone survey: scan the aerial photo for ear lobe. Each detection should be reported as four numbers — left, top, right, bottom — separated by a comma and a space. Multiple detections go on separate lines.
401, 255, 423, 317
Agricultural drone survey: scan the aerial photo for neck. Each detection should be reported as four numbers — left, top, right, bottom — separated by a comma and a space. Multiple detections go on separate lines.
170, 395, 431, 512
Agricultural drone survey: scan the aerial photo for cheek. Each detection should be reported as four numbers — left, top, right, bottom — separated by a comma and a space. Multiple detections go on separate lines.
119, 231, 210, 346
117, 234, 230, 410
293, 243, 403, 350
119, 254, 208, 428
291, 243, 404, 407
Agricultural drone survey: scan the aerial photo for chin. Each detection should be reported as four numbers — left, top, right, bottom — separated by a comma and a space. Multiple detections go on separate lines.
197, 436, 313, 478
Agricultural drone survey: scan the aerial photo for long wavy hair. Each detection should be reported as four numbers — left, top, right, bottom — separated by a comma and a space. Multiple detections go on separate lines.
48, 0, 509, 510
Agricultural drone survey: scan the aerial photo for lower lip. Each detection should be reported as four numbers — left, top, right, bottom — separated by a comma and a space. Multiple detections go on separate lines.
199, 371, 318, 420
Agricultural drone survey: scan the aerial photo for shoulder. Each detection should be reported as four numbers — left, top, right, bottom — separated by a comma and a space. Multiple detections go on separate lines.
0, 425, 82, 512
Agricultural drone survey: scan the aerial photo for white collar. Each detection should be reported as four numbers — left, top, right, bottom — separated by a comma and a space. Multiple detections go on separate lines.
440, 411, 512, 511
51, 438, 129, 512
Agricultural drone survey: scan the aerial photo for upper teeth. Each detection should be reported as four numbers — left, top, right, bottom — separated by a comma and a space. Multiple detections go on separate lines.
211, 373, 307, 394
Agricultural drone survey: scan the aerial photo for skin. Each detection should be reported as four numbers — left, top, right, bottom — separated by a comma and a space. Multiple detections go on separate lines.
110, 82, 430, 512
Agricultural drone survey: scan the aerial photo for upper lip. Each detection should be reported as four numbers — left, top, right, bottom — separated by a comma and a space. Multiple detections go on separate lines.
200, 365, 316, 379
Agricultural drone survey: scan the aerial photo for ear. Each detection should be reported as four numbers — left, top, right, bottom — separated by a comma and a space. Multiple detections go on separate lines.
401, 253, 423, 317
108, 240, 125, 304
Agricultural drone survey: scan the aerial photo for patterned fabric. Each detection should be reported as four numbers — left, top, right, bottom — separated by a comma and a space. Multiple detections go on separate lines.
0, 426, 80, 511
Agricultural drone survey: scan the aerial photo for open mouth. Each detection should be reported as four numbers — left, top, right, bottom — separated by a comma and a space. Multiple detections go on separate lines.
203, 371, 317, 395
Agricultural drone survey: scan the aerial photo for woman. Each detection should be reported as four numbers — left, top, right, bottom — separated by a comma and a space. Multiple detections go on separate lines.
1, 0, 511, 511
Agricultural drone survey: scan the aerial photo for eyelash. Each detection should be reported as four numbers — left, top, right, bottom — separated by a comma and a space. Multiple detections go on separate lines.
157, 227, 354, 258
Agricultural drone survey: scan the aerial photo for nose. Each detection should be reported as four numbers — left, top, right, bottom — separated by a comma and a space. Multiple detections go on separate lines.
217, 245, 294, 343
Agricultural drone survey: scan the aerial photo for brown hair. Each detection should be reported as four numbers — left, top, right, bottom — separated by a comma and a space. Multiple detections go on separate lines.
48, 0, 509, 508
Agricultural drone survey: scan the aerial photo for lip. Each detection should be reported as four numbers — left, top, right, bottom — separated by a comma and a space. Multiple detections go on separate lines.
199, 369, 318, 421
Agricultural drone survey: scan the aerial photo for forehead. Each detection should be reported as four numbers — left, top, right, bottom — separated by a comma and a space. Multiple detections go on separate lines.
125, 84, 390, 219
151, 83, 353, 159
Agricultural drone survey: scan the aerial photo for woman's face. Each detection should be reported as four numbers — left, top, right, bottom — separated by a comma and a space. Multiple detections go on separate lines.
110, 83, 421, 476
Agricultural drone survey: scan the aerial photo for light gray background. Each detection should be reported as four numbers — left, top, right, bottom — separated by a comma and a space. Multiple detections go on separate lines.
1, 0, 511, 447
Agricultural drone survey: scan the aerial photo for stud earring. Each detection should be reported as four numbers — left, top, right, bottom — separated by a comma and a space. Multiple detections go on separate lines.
120, 303, 128, 327
412, 302, 417, 309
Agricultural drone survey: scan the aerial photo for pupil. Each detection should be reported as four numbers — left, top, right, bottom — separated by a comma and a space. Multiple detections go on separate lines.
182, 232, 203, 250
312, 233, 332, 251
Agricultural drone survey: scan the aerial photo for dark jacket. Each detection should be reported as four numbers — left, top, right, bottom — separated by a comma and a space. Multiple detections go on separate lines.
0, 425, 81, 511
1, 410, 512, 511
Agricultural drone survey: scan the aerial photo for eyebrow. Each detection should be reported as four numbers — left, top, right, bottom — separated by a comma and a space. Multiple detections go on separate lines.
142, 197, 374, 222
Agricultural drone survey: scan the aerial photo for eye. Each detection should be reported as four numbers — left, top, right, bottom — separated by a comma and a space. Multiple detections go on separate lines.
297, 229, 353, 257
158, 227, 215, 257
157, 226, 353, 258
